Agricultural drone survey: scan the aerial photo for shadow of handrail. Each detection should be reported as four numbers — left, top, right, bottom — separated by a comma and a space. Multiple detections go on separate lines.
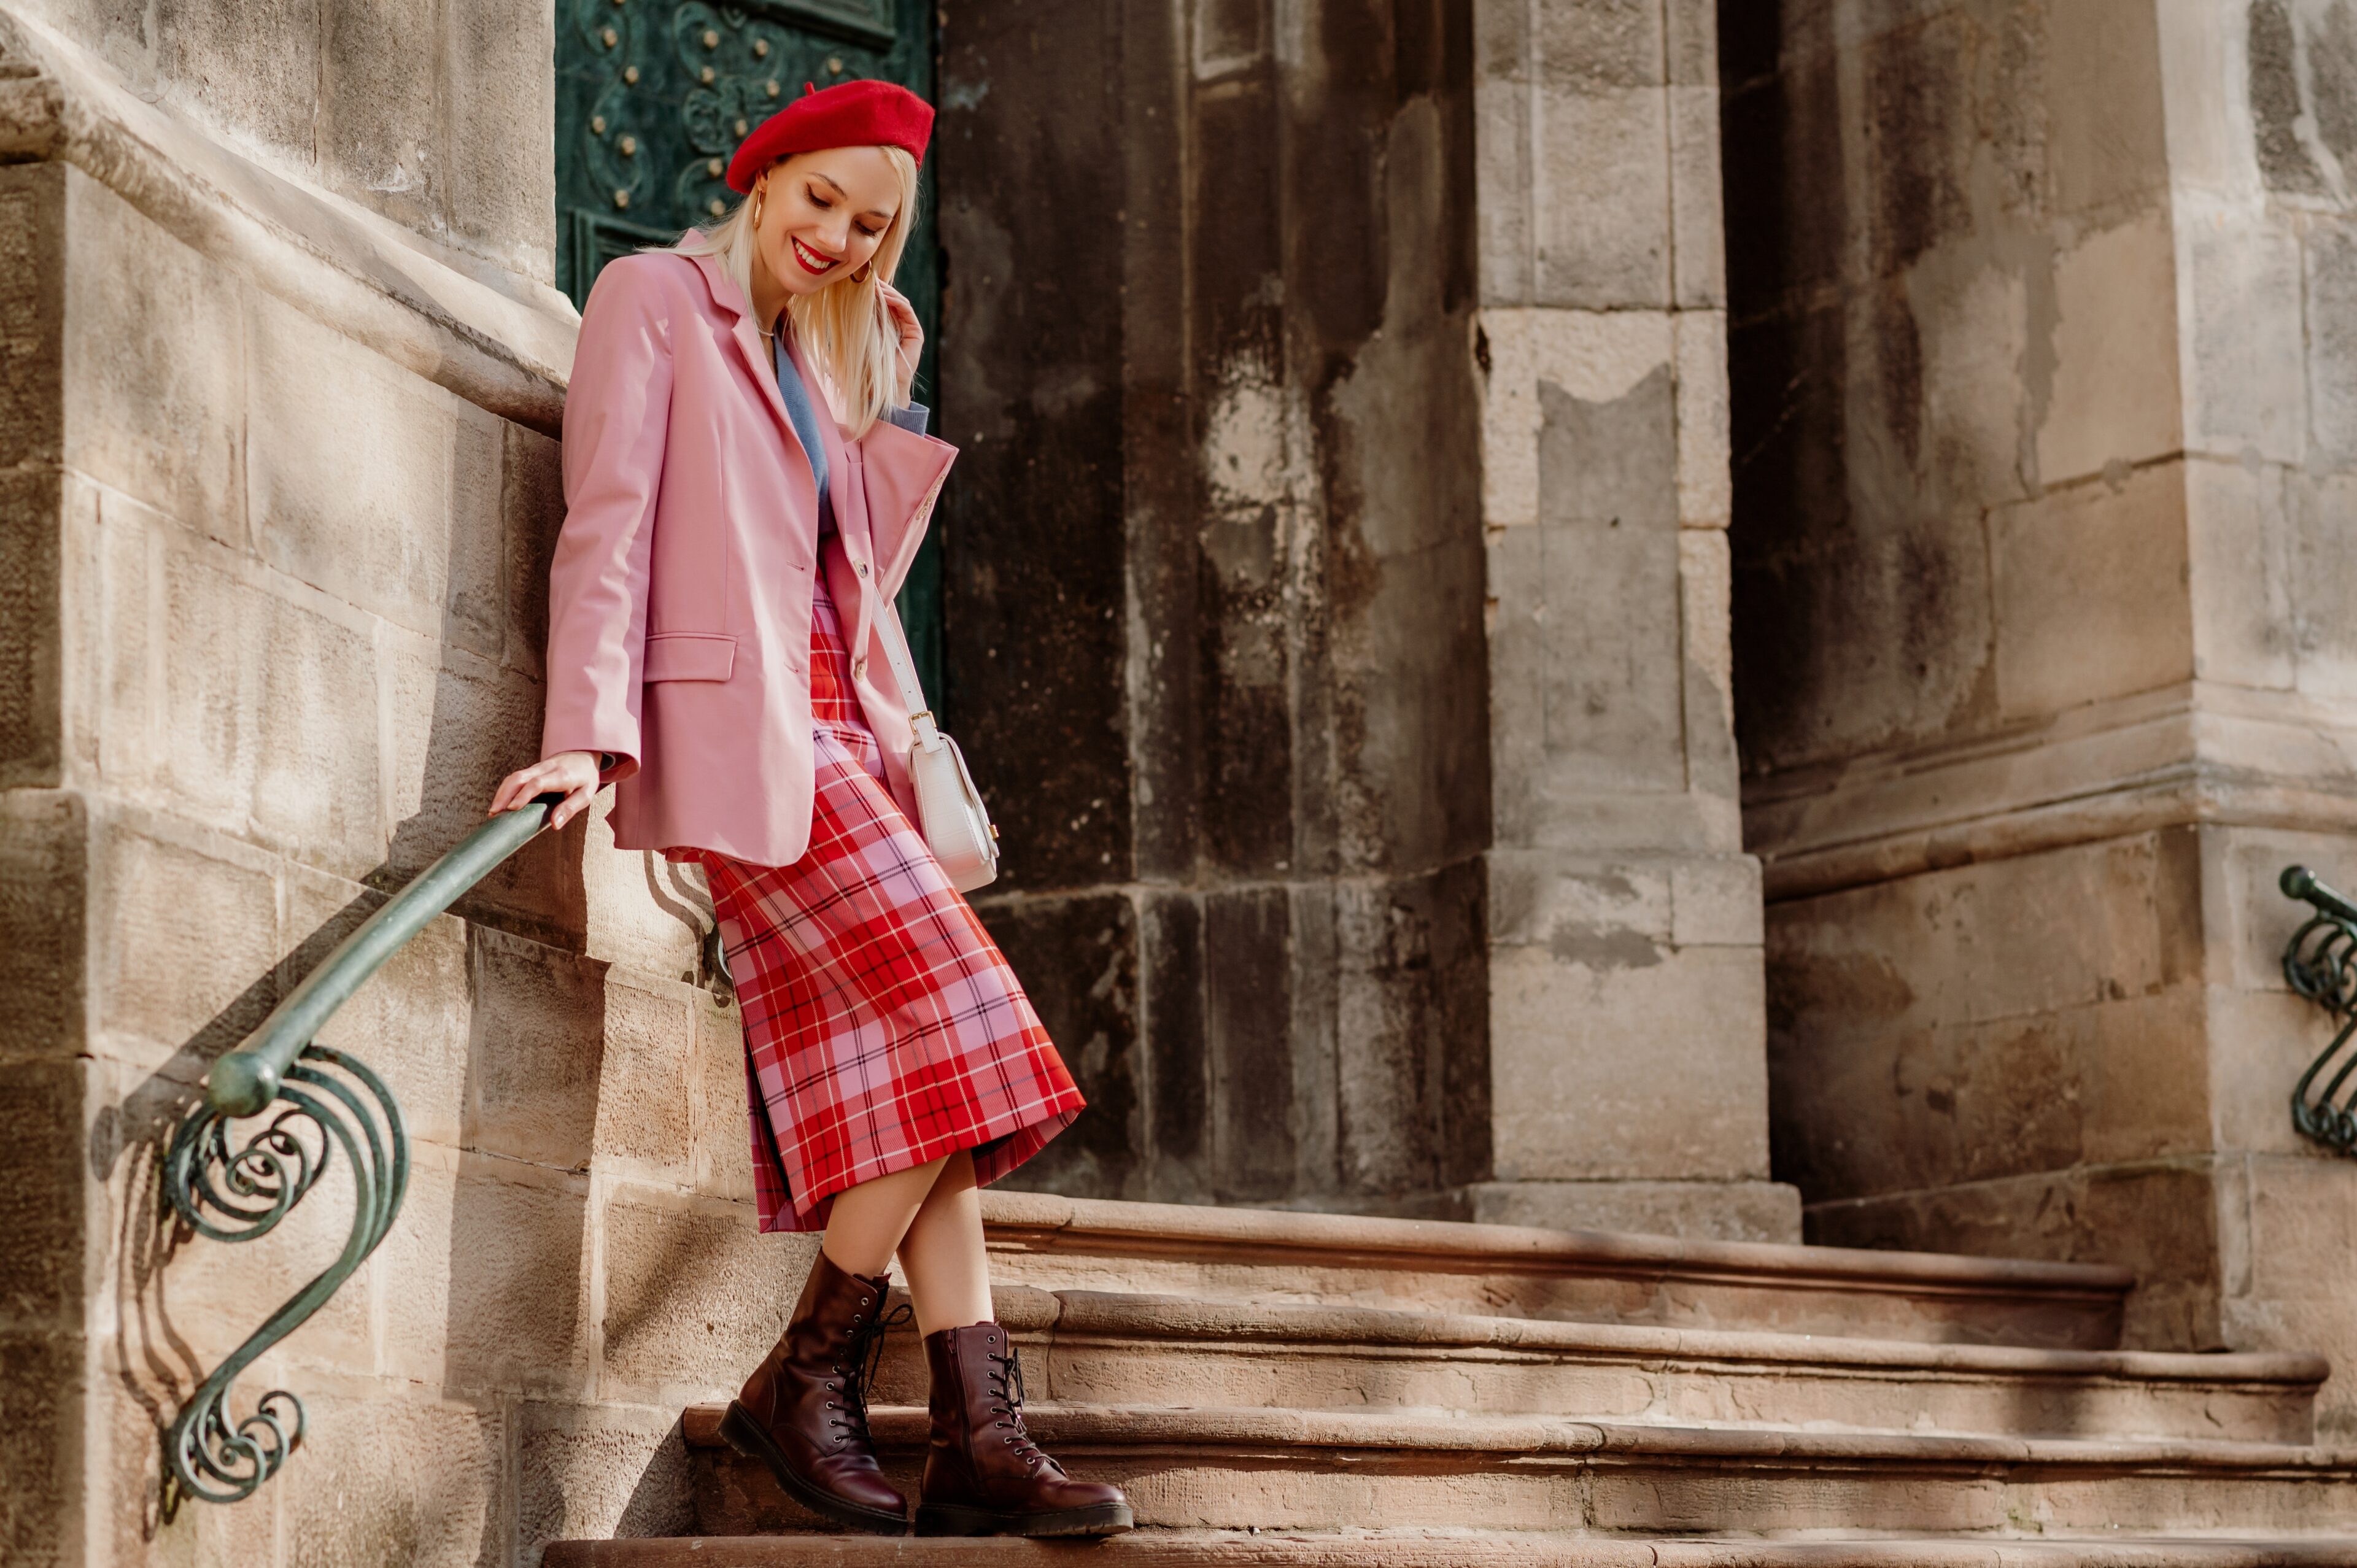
161, 793, 565, 1508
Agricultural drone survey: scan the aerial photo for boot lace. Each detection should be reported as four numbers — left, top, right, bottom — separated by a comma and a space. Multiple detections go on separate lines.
827, 1300, 911, 1448
985, 1345, 1050, 1470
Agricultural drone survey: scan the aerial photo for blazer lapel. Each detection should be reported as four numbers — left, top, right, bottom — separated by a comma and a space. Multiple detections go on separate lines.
686, 251, 801, 455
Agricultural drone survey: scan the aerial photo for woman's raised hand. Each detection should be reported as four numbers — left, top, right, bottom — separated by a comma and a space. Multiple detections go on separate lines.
488, 749, 603, 831
878, 280, 923, 404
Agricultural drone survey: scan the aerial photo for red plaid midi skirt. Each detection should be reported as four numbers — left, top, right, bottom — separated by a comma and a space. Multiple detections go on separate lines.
687, 576, 1084, 1233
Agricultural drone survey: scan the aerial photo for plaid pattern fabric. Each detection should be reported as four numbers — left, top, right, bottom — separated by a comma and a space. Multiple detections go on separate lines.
694, 576, 1083, 1234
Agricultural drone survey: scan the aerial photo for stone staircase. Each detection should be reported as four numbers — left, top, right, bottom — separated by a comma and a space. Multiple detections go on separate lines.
543, 1193, 2357, 1565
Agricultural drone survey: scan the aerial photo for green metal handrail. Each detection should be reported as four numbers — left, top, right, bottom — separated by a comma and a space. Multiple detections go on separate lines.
2280, 865, 2357, 1154
162, 794, 563, 1507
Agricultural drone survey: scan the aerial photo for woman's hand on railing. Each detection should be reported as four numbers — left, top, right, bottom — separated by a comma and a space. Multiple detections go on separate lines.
490, 750, 603, 830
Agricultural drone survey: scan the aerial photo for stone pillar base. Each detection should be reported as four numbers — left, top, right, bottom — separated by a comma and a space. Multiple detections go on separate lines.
1463, 1179, 1803, 1243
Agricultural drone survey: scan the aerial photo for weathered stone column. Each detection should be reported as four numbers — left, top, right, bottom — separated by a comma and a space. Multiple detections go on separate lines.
1731, 0, 2357, 1425
1463, 0, 1794, 1239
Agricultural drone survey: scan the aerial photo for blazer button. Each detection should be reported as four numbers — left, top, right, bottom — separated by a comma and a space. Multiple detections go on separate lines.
853, 657, 867, 678
853, 560, 870, 578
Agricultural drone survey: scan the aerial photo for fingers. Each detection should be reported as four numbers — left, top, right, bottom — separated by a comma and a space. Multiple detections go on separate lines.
548, 782, 597, 832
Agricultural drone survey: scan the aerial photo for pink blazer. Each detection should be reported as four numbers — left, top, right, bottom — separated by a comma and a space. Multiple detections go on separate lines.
539, 248, 958, 866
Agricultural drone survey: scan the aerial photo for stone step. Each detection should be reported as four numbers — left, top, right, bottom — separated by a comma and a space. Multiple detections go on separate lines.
854, 1287, 2322, 1443
544, 1532, 2357, 1567
678, 1404, 2357, 1539
978, 1193, 2133, 1350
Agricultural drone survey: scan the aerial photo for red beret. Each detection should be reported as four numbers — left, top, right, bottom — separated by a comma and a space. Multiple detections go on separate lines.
726, 79, 934, 191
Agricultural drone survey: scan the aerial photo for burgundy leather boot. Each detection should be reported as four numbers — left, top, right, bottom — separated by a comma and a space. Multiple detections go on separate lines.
913, 1322, 1133, 1537
718, 1249, 910, 1532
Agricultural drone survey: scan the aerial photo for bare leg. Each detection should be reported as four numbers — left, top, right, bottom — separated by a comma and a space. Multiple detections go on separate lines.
897, 1149, 994, 1337
819, 1154, 948, 1279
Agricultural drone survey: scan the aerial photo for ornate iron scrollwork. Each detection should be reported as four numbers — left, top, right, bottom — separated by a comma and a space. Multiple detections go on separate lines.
163, 798, 560, 1506
2280, 865, 2357, 1153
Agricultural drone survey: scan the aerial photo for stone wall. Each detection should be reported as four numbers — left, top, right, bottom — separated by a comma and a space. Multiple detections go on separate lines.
1727, 0, 2357, 1427
0, 9, 822, 1566
936, 0, 1499, 1215
937, 0, 1787, 1241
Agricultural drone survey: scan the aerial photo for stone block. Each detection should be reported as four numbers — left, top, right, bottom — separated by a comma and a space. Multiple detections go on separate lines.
1669, 87, 1725, 308
0, 1329, 79, 1568
1674, 311, 1730, 526
446, 0, 559, 277
279, 1391, 506, 1568
1773, 984, 2212, 1205
76, 485, 157, 794
1203, 885, 1298, 1202
1533, 85, 1670, 308
1805, 1158, 2228, 1351
0, 168, 64, 474
600, 1187, 811, 1402
2034, 209, 2182, 487
1859, 10, 1975, 276
1331, 862, 1492, 1196
247, 289, 479, 644
388, 1151, 592, 1396
517, 1401, 694, 1563
1465, 1176, 1801, 1242
1671, 855, 1763, 947
1489, 941, 1768, 1182
2309, 218, 2357, 468
1487, 849, 1673, 949
466, 927, 606, 1170
1141, 891, 1213, 1200
1763, 830, 2203, 1046
974, 892, 1142, 1198
1990, 460, 2193, 720
1536, 0, 1662, 89
1474, 79, 1535, 306
593, 976, 694, 1179
321, 0, 441, 236
154, 0, 325, 172
2181, 203, 2306, 464
2044, 0, 2170, 214
0, 466, 63, 795
1490, 359, 1686, 820
0, 1059, 86, 1330
2235, 1155, 2357, 1433
93, 815, 280, 1057
1679, 528, 1738, 803
0, 790, 83, 1064
250, 578, 385, 876
159, 543, 263, 834
61, 168, 244, 543
2291, 470, 2357, 698
504, 422, 565, 679
2184, 456, 2297, 694
690, 1001, 755, 1203
1480, 306, 1673, 530
1664, 0, 1718, 87
1913, 258, 2032, 508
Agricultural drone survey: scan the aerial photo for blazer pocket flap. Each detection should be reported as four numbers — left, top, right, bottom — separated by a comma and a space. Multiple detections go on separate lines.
643, 633, 737, 682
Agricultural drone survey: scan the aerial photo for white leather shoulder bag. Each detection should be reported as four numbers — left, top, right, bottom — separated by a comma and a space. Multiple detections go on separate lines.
872, 602, 1000, 894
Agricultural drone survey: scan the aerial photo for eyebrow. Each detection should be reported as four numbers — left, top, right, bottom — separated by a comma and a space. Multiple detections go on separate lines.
808, 171, 896, 224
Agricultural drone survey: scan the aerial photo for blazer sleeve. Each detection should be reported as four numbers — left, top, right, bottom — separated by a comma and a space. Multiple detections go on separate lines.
540, 258, 676, 782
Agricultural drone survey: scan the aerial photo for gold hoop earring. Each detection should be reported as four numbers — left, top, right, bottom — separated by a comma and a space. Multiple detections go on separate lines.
750, 185, 765, 230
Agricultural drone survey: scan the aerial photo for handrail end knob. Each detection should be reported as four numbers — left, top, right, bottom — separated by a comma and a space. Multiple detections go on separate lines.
2284, 865, 2318, 900
207, 1056, 281, 1118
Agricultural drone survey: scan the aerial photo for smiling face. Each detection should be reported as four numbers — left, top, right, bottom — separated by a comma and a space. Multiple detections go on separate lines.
753, 146, 905, 298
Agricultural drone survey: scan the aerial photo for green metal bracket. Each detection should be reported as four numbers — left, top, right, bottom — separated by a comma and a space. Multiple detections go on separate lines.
2280, 865, 2357, 1154
162, 795, 562, 1507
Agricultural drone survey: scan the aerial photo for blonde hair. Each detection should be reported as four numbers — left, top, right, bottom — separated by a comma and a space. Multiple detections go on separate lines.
673, 146, 921, 439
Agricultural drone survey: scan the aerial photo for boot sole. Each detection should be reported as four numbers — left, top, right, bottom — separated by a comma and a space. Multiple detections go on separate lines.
717, 1400, 907, 1534
912, 1500, 1136, 1537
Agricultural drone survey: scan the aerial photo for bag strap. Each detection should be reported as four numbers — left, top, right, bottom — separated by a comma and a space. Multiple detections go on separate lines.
872, 592, 944, 749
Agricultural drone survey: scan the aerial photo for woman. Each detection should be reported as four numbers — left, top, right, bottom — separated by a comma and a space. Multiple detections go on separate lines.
487, 80, 1129, 1540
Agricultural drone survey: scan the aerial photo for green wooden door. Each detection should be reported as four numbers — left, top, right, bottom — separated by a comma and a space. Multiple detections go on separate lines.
556, 0, 944, 700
